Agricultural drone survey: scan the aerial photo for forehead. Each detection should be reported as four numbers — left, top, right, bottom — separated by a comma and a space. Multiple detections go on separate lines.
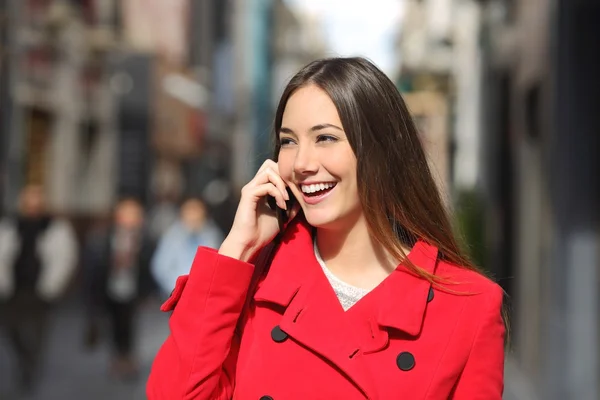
117, 201, 142, 213
281, 85, 342, 131
182, 199, 205, 210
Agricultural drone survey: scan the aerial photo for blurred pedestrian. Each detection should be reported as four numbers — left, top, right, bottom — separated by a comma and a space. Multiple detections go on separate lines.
82, 198, 155, 380
0, 185, 78, 392
151, 197, 223, 298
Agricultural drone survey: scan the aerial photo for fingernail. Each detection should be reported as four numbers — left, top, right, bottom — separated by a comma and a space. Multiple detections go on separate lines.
284, 190, 290, 200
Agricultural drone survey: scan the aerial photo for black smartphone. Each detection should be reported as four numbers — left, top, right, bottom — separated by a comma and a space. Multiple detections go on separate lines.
267, 187, 296, 232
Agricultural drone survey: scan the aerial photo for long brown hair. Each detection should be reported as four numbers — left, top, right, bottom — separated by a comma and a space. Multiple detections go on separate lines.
272, 57, 479, 283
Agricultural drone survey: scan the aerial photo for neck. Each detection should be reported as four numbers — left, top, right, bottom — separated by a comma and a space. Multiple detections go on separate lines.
315, 215, 397, 276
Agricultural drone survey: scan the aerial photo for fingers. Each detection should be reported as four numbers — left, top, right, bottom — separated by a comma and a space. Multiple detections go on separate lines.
263, 168, 289, 201
250, 161, 289, 203
250, 183, 287, 210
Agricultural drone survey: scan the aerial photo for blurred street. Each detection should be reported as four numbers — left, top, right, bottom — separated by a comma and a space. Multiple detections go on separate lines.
0, 298, 170, 400
0, 0, 598, 398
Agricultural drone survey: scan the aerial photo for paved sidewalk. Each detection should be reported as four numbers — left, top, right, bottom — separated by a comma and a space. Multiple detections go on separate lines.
0, 299, 170, 400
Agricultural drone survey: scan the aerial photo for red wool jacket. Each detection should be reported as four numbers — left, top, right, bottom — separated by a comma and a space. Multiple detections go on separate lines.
147, 219, 505, 399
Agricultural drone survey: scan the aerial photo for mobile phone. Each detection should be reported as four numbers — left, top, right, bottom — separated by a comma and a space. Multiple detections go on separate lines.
267, 187, 296, 232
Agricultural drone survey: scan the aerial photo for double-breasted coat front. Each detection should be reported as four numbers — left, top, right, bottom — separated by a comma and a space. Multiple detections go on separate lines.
147, 218, 505, 399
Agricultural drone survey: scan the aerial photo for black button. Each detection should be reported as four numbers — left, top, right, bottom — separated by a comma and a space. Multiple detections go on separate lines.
271, 325, 288, 343
427, 288, 434, 303
397, 352, 415, 371
259, 396, 273, 400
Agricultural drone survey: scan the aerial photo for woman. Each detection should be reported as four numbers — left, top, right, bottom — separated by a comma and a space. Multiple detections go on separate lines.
147, 58, 505, 399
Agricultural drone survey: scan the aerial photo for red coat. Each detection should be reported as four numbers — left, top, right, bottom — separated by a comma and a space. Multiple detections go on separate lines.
147, 219, 505, 399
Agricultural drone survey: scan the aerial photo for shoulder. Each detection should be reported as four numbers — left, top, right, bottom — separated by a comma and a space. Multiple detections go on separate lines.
427, 261, 506, 357
40, 219, 77, 250
435, 260, 505, 324
43, 219, 76, 244
163, 222, 185, 238
47, 218, 74, 233
437, 260, 503, 297
0, 218, 18, 248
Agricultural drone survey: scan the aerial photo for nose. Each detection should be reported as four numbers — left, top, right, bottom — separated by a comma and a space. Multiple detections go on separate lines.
293, 142, 319, 175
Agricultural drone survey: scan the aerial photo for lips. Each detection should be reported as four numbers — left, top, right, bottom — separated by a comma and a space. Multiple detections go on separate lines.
299, 182, 337, 205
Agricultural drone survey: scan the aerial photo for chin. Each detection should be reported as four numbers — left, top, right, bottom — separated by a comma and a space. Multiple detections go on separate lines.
301, 202, 363, 231
302, 209, 341, 230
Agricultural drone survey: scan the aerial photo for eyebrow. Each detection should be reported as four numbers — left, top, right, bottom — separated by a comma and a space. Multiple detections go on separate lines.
279, 123, 344, 134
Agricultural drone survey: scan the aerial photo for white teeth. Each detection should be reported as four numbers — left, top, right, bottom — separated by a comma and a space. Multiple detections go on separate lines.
301, 182, 336, 194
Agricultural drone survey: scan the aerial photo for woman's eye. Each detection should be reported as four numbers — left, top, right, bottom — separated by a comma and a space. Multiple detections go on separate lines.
279, 137, 296, 146
317, 135, 337, 143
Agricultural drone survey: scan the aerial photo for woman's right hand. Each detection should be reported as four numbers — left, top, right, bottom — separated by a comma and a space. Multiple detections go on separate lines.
218, 160, 300, 262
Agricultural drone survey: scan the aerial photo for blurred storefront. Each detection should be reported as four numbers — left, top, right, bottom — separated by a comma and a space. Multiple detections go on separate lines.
396, 0, 484, 205
399, 0, 600, 398
0, 0, 326, 234
2, 0, 128, 215
0, 0, 10, 214
479, 0, 600, 399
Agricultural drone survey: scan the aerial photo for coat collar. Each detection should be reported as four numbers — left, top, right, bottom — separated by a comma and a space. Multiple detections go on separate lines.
375, 239, 439, 336
256, 219, 379, 398
253, 217, 440, 337
252, 218, 440, 399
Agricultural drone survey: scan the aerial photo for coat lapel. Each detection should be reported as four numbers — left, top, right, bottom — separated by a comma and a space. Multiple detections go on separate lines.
253, 219, 379, 399
343, 240, 440, 355
375, 240, 439, 336
279, 275, 379, 399
252, 219, 440, 399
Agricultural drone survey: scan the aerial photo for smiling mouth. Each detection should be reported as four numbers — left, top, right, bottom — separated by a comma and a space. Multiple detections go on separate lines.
300, 182, 337, 197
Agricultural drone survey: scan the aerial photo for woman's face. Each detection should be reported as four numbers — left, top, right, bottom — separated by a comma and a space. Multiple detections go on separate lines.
278, 84, 362, 230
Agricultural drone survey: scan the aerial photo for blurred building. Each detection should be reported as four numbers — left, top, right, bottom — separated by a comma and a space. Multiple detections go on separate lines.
396, 0, 484, 203
400, 0, 600, 399
229, 0, 327, 191
0, 0, 9, 215
479, 0, 600, 399
0, 0, 327, 229
271, 4, 327, 107
1, 0, 139, 215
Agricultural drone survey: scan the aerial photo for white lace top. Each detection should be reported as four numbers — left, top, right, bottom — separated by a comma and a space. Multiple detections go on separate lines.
313, 239, 370, 311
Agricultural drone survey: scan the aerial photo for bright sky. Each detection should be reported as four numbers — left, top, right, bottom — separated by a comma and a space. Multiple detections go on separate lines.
284, 0, 405, 77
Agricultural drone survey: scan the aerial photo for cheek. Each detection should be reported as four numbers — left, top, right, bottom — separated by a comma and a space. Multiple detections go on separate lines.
324, 150, 357, 179
277, 152, 295, 181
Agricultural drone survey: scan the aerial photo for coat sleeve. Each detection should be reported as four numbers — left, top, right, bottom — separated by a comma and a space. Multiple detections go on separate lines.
146, 246, 255, 400
451, 284, 506, 399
